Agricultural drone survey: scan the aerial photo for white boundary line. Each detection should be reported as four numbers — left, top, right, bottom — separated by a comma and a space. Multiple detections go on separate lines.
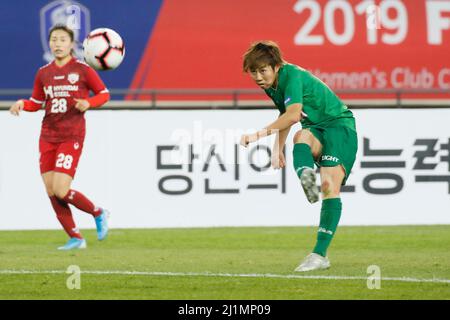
0, 270, 449, 284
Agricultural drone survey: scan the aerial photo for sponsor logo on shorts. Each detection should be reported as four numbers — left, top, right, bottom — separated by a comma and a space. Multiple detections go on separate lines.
318, 227, 333, 235
321, 155, 339, 162
74, 142, 80, 150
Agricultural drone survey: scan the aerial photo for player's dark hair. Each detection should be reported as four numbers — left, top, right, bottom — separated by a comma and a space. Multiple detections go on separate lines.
48, 24, 75, 42
243, 40, 285, 72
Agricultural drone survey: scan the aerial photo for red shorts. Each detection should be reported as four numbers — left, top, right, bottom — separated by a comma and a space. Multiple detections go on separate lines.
39, 140, 84, 178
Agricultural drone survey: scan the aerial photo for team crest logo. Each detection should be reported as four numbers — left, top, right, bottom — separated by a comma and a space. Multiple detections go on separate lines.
40, 0, 91, 63
68, 73, 79, 84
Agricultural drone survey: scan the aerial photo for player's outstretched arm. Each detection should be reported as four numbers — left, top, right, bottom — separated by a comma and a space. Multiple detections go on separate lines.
240, 103, 302, 148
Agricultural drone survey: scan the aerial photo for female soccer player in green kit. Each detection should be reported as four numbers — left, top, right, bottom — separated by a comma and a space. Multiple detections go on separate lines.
240, 41, 358, 272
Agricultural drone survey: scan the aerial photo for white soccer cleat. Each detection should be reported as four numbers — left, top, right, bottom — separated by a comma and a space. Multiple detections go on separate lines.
300, 168, 320, 204
294, 253, 330, 272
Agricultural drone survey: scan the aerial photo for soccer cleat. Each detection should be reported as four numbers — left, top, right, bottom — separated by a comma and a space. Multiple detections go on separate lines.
58, 237, 87, 251
300, 168, 320, 204
294, 253, 330, 272
95, 209, 110, 241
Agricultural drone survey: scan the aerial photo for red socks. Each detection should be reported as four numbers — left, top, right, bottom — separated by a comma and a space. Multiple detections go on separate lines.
49, 196, 82, 239
62, 189, 102, 217
50, 190, 101, 238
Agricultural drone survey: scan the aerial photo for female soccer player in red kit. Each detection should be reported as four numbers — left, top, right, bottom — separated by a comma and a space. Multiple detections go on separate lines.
9, 25, 110, 250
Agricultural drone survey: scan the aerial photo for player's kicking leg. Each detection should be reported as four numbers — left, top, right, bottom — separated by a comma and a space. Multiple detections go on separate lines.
295, 165, 345, 272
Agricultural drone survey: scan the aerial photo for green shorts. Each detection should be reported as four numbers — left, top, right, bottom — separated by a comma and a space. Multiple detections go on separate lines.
308, 126, 358, 185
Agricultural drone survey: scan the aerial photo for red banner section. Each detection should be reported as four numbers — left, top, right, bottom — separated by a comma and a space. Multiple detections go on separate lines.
130, 0, 450, 100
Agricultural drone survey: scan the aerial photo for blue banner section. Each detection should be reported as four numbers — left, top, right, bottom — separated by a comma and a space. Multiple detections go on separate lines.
0, 0, 162, 91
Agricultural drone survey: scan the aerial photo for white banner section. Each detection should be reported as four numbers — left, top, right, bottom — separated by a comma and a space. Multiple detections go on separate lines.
0, 109, 449, 230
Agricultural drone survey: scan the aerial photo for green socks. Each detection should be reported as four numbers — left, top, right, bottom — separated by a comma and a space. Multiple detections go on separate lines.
313, 198, 342, 257
293, 144, 341, 257
293, 143, 314, 178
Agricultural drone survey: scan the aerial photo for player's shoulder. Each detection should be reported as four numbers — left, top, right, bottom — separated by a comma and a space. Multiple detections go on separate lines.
283, 63, 307, 75
73, 59, 101, 78
73, 59, 96, 74
281, 63, 308, 85
34, 61, 54, 79
37, 61, 53, 72
74, 59, 92, 69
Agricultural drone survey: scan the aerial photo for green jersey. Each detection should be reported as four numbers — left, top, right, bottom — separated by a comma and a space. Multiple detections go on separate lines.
265, 63, 355, 130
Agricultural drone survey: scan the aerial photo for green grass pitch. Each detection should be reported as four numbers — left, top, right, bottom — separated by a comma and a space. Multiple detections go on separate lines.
0, 225, 448, 300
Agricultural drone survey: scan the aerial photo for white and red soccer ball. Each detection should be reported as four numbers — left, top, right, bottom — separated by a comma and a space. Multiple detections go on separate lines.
83, 28, 125, 70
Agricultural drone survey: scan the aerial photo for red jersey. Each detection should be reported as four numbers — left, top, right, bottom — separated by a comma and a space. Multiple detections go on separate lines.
28, 57, 108, 143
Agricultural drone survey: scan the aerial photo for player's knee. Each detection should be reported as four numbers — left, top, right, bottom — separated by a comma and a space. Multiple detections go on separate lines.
53, 186, 69, 200
321, 178, 341, 198
321, 179, 333, 198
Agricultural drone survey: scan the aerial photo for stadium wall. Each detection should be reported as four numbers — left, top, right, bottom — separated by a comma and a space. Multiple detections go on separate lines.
0, 108, 449, 230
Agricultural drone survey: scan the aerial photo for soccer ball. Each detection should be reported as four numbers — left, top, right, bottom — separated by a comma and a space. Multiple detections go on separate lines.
83, 28, 125, 70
